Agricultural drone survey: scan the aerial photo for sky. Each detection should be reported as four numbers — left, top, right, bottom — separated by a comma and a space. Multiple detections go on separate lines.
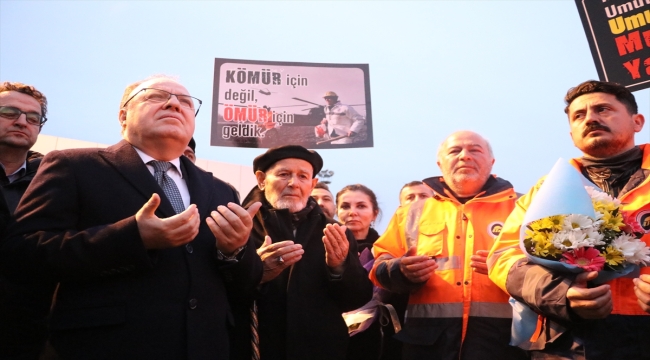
1, 0, 649, 233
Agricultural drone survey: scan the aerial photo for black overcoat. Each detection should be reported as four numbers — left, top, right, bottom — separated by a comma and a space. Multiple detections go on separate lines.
239, 188, 373, 360
0, 140, 263, 360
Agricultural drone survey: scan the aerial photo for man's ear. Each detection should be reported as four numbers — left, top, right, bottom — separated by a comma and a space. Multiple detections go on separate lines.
255, 171, 266, 190
633, 113, 645, 133
118, 108, 127, 129
310, 177, 318, 191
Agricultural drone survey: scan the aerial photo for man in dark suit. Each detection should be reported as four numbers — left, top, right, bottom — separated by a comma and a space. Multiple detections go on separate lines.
0, 75, 263, 359
0, 81, 50, 359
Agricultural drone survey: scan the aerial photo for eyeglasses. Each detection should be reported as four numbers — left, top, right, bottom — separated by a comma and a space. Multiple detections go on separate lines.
0, 106, 47, 126
122, 88, 203, 116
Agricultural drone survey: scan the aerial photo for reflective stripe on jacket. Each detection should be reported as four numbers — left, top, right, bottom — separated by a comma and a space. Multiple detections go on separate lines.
370, 176, 517, 345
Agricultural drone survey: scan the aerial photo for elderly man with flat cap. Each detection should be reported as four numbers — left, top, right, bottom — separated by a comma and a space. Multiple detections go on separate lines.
238, 145, 373, 360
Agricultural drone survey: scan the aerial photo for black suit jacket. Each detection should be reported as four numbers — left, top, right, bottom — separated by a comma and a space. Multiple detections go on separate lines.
0, 140, 262, 360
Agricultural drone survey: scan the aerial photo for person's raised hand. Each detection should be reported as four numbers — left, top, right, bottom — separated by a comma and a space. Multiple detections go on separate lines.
470, 250, 489, 275
257, 235, 303, 284
136, 193, 200, 249
322, 223, 349, 273
399, 246, 438, 283
207, 202, 262, 255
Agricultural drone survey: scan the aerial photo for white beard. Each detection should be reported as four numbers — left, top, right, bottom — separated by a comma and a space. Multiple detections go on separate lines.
273, 198, 306, 213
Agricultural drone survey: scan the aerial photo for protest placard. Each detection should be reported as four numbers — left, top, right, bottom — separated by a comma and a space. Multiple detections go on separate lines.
575, 0, 650, 91
211, 58, 373, 149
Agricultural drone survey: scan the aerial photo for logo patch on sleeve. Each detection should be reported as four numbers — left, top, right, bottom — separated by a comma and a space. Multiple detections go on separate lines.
488, 222, 504, 238
636, 211, 650, 233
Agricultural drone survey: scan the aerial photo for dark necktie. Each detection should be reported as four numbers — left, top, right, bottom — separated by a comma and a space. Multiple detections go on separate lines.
148, 160, 185, 214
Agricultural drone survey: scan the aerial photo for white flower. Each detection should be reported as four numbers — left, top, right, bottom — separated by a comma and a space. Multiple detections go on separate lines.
552, 230, 592, 250
612, 234, 650, 265
563, 214, 594, 230
585, 186, 621, 208
551, 232, 568, 251
583, 229, 605, 246
585, 186, 604, 199
592, 212, 605, 221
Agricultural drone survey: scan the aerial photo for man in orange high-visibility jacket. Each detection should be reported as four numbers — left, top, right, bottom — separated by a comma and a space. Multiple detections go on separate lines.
370, 131, 527, 360
488, 80, 650, 360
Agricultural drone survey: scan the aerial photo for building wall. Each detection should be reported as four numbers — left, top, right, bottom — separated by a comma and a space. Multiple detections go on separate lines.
32, 135, 257, 200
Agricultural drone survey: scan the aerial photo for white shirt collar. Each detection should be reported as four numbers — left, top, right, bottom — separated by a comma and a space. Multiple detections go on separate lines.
132, 146, 183, 179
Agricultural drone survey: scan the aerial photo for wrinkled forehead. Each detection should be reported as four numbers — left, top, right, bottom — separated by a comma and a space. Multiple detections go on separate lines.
0, 91, 41, 112
266, 158, 314, 176
445, 134, 486, 149
130, 78, 190, 98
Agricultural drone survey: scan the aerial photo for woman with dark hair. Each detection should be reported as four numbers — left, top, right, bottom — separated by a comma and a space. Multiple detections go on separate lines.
337, 185, 404, 360
336, 184, 380, 255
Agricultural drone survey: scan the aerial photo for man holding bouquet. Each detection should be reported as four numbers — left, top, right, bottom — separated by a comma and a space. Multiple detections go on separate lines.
488, 80, 650, 359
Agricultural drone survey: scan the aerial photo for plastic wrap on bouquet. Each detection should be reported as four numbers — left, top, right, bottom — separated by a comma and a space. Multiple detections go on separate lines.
405, 199, 425, 251
517, 158, 595, 273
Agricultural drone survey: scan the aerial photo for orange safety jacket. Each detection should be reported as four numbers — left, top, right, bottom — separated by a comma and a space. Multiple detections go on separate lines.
487, 145, 650, 356
370, 176, 519, 353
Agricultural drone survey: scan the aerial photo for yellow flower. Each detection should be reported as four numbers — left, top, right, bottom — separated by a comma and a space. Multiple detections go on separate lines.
532, 241, 549, 257
530, 232, 561, 258
602, 245, 625, 266
528, 218, 548, 231
548, 215, 565, 231
593, 200, 618, 214
525, 228, 536, 240
546, 243, 563, 258
601, 211, 624, 232
531, 216, 564, 232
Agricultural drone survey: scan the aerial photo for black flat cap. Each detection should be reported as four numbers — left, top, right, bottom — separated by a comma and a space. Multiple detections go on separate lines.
188, 137, 196, 152
253, 145, 323, 177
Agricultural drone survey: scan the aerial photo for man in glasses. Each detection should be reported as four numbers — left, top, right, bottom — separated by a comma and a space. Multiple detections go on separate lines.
1, 75, 263, 359
0, 81, 51, 359
0, 81, 47, 214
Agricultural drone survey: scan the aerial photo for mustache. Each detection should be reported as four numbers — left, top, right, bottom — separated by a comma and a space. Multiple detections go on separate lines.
583, 123, 611, 137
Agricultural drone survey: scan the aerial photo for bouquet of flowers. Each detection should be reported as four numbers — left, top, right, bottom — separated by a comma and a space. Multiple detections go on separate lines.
523, 185, 649, 274
511, 158, 649, 346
